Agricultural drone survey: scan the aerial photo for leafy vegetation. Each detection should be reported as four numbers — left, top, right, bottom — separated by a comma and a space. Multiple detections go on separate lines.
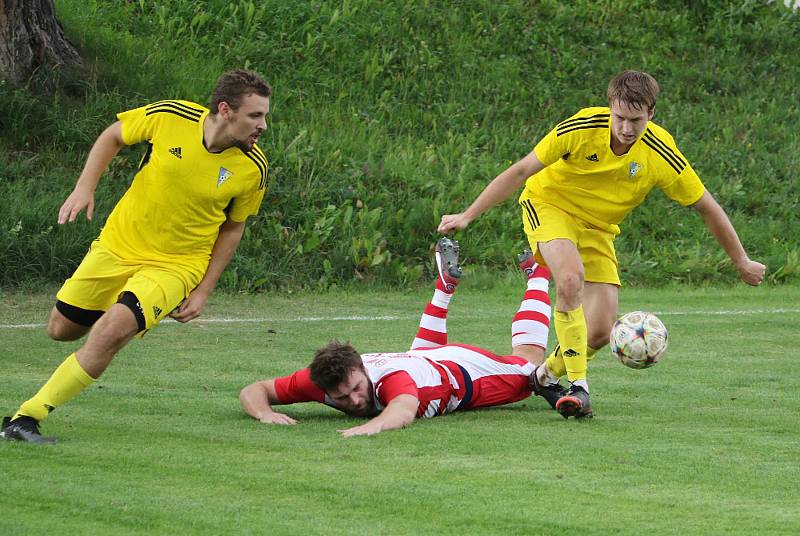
1, 0, 798, 289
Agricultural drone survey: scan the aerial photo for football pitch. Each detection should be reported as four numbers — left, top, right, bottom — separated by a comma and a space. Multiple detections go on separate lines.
1, 284, 798, 535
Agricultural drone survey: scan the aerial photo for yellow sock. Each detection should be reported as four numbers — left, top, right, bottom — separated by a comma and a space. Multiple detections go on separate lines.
545, 346, 566, 378
553, 306, 588, 382
546, 345, 598, 379
13, 353, 94, 422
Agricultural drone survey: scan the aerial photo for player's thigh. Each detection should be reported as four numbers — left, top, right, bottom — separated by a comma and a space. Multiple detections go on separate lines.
582, 282, 619, 349
520, 200, 585, 301
458, 352, 534, 408
54, 241, 138, 328
124, 266, 194, 332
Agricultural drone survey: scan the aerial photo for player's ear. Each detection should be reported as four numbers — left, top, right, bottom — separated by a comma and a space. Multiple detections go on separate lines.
647, 106, 655, 121
218, 101, 232, 119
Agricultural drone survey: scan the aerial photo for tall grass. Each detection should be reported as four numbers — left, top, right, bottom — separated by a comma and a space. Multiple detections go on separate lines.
1, 0, 798, 289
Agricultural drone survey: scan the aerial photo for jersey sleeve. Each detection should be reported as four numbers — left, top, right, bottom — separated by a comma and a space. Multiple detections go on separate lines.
660, 162, 705, 206
649, 131, 706, 206
116, 104, 159, 146
374, 371, 419, 407
228, 187, 266, 222
532, 125, 569, 167
273, 368, 326, 404
228, 147, 269, 222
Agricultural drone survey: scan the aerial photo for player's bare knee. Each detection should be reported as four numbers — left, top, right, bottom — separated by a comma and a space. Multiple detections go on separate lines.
46, 322, 83, 341
46, 311, 89, 341
554, 270, 584, 304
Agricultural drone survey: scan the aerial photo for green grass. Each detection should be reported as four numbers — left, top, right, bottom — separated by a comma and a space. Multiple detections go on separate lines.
1, 284, 799, 535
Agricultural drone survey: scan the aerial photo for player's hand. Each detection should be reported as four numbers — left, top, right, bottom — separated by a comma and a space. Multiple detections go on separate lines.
259, 411, 298, 425
58, 188, 95, 224
437, 213, 471, 235
338, 421, 383, 437
737, 258, 766, 286
170, 288, 211, 323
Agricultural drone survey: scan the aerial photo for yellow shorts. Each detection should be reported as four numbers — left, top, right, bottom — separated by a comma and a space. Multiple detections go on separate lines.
520, 198, 620, 285
56, 240, 198, 331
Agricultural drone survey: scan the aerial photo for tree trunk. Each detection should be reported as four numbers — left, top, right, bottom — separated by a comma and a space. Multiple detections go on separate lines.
0, 0, 81, 84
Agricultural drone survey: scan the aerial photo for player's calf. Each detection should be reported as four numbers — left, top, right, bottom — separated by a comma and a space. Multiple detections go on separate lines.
412, 239, 462, 349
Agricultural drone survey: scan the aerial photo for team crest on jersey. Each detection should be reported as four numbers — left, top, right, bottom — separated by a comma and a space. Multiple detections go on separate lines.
629, 162, 642, 178
217, 167, 233, 187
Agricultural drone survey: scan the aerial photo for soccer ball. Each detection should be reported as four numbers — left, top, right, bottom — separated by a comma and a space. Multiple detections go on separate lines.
610, 311, 668, 369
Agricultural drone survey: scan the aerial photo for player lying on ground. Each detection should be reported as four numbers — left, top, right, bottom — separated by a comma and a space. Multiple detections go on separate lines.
2, 70, 272, 444
240, 238, 566, 437
438, 70, 766, 419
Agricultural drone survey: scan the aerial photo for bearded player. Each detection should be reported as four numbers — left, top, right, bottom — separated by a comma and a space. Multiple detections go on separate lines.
240, 238, 561, 437
2, 70, 272, 443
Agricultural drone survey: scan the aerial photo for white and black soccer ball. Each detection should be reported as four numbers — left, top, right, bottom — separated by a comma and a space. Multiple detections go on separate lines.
610, 311, 668, 369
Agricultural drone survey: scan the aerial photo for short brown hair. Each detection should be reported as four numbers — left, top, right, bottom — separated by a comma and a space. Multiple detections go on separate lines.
209, 69, 272, 115
308, 340, 363, 391
607, 70, 660, 111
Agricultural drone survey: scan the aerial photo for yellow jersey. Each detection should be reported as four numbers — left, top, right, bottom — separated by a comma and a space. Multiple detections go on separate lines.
524, 106, 705, 235
98, 100, 268, 277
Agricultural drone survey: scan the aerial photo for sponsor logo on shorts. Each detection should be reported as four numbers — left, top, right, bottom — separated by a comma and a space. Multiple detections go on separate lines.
153, 306, 163, 318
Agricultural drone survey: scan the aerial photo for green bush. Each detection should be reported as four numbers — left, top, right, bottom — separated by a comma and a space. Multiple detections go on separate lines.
1, 0, 797, 289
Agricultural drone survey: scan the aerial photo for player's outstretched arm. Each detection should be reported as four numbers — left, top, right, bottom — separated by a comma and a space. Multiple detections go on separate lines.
691, 190, 766, 286
437, 151, 545, 234
58, 121, 126, 224
171, 218, 246, 323
338, 394, 418, 437
239, 379, 299, 425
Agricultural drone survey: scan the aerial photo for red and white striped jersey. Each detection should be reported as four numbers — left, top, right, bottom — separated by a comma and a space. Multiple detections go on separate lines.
273, 344, 534, 419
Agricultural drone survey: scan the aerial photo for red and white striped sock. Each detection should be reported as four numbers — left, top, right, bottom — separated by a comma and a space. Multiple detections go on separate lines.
511, 263, 551, 349
410, 277, 457, 349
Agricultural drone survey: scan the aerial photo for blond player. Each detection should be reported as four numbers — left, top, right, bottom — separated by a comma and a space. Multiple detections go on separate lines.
438, 71, 765, 418
2, 70, 272, 443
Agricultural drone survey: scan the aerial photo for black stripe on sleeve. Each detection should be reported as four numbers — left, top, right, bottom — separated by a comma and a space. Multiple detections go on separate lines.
146, 100, 204, 118
642, 134, 686, 174
644, 129, 687, 167
642, 137, 683, 174
557, 113, 610, 130
244, 149, 268, 189
556, 121, 609, 136
251, 146, 270, 190
145, 108, 201, 123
